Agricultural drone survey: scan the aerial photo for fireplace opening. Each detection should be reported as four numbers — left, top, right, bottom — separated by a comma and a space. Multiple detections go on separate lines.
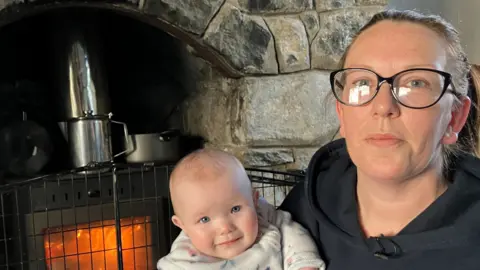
43, 216, 153, 270
0, 5, 203, 177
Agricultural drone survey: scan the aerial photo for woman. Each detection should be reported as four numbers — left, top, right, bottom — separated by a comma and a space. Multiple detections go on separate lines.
280, 10, 480, 269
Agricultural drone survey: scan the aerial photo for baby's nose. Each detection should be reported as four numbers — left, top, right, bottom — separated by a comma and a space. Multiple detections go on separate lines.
218, 220, 235, 234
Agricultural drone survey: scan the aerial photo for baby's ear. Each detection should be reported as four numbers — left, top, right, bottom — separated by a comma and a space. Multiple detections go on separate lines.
171, 215, 184, 230
252, 189, 259, 206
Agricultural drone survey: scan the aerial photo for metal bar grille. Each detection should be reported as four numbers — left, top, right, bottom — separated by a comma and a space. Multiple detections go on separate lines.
0, 163, 304, 269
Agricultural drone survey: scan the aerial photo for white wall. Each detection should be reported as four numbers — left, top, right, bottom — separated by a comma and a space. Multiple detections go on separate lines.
388, 0, 480, 65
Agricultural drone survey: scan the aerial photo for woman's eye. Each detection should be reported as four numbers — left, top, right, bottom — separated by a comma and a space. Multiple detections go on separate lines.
199, 216, 210, 223
353, 79, 371, 87
407, 79, 427, 88
231, 206, 241, 213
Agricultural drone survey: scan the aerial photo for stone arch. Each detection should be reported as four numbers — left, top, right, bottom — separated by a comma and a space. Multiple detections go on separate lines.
0, 0, 387, 80
0, 0, 281, 78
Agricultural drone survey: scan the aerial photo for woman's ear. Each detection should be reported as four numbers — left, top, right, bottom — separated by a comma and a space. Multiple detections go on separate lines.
443, 96, 471, 145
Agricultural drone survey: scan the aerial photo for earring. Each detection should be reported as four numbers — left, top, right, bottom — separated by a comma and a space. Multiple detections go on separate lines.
445, 126, 453, 138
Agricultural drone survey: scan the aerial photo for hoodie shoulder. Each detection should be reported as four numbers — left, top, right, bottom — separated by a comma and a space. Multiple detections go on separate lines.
279, 138, 349, 238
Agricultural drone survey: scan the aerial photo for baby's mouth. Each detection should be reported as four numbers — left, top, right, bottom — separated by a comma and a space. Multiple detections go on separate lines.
217, 237, 242, 246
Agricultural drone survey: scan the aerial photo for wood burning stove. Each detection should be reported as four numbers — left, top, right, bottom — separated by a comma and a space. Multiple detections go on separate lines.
0, 163, 180, 270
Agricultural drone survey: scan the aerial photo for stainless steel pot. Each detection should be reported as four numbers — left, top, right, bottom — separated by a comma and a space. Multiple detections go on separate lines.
124, 129, 181, 164
59, 114, 132, 172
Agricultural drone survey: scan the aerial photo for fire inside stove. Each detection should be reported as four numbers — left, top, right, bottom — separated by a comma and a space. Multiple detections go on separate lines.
43, 216, 153, 270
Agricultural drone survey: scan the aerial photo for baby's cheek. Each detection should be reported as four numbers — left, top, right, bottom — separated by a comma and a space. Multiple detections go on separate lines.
245, 211, 259, 237
189, 231, 214, 254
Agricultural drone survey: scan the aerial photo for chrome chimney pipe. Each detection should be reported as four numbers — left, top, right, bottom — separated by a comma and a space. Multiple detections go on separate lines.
54, 18, 111, 119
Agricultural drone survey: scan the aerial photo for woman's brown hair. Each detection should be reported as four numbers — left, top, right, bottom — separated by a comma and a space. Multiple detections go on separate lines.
460, 65, 480, 156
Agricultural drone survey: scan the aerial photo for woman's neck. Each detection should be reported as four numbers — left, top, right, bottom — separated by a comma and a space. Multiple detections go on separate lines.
356, 167, 448, 238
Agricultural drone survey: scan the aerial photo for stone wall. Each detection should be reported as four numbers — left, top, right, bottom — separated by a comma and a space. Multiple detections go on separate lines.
181, 0, 387, 170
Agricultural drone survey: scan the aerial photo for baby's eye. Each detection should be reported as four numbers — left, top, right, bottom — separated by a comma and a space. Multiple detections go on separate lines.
199, 216, 210, 223
231, 205, 241, 213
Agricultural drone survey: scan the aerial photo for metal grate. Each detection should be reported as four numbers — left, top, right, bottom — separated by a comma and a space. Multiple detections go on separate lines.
0, 163, 304, 270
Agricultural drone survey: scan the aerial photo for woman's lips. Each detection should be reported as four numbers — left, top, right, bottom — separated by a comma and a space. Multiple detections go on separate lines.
366, 134, 403, 147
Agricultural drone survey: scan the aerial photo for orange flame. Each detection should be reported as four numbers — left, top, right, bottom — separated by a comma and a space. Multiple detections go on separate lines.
43, 216, 153, 270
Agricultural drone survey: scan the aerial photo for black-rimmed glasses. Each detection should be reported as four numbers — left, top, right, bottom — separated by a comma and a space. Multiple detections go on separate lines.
330, 68, 457, 109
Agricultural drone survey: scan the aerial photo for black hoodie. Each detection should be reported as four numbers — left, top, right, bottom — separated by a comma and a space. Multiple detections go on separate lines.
280, 139, 480, 270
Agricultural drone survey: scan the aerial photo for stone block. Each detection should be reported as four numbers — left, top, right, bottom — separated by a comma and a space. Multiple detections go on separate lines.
233, 70, 339, 146
237, 0, 313, 13
143, 0, 224, 35
291, 147, 321, 169
316, 0, 355, 11
203, 3, 278, 74
299, 10, 320, 44
243, 148, 294, 167
182, 76, 238, 145
311, 6, 384, 69
264, 16, 310, 73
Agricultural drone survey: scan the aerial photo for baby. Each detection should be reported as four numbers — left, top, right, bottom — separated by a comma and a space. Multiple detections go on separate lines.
157, 149, 325, 270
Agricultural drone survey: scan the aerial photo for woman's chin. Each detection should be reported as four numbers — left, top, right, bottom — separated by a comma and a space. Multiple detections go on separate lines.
357, 157, 412, 183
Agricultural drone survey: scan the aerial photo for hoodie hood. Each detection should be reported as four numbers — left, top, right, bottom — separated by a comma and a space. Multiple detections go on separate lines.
304, 138, 480, 258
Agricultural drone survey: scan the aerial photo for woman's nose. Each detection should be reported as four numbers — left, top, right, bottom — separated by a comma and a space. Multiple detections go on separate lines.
371, 83, 400, 118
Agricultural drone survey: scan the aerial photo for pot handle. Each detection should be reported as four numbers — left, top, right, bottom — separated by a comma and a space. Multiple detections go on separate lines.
111, 120, 135, 157
159, 129, 180, 142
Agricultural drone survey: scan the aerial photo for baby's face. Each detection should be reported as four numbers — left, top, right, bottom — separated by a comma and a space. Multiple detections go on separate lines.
172, 173, 259, 259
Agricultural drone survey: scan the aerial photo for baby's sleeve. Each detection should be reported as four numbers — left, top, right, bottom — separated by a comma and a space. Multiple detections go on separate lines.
275, 209, 326, 270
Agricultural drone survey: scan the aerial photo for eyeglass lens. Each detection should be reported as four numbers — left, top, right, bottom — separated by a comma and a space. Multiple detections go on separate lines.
333, 69, 446, 108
